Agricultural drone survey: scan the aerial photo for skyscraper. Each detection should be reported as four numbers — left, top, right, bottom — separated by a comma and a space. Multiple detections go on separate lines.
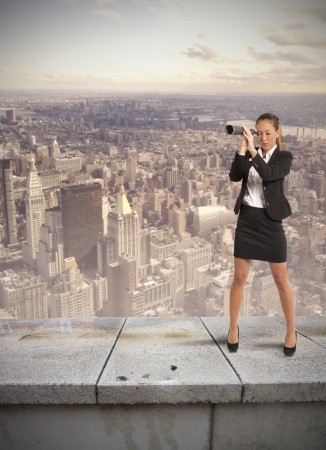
22, 157, 45, 268
6, 109, 16, 123
0, 269, 48, 319
163, 166, 179, 190
50, 139, 61, 158
180, 240, 212, 291
49, 257, 94, 318
36, 207, 64, 283
180, 177, 193, 204
107, 254, 139, 316
61, 182, 103, 270
126, 149, 137, 185
0, 159, 18, 247
97, 185, 139, 276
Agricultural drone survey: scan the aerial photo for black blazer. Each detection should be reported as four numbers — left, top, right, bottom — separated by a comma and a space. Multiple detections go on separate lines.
229, 148, 293, 221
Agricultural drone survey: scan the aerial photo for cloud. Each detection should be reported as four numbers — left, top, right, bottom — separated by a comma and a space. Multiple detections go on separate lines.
294, 7, 326, 24
197, 32, 210, 40
206, 64, 326, 90
58, 0, 80, 4
132, 0, 183, 6
181, 45, 218, 61
307, 7, 326, 23
285, 23, 306, 30
92, 9, 124, 23
296, 65, 326, 82
133, 0, 185, 21
159, 0, 184, 7
248, 46, 316, 64
262, 29, 326, 48
95, 0, 117, 5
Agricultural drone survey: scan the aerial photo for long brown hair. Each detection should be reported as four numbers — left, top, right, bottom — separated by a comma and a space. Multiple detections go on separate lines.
256, 113, 283, 149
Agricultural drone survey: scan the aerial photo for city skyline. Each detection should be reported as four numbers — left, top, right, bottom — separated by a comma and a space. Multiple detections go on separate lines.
0, 92, 325, 320
1, 0, 326, 94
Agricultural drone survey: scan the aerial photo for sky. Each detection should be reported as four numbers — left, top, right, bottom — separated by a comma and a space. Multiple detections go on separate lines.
0, 0, 326, 94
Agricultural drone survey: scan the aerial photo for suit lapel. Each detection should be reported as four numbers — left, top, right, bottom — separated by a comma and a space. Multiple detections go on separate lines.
267, 148, 280, 165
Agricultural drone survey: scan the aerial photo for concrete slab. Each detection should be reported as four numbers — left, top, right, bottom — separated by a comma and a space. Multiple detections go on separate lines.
98, 317, 241, 404
0, 319, 48, 351
0, 317, 125, 405
274, 315, 326, 348
202, 316, 326, 403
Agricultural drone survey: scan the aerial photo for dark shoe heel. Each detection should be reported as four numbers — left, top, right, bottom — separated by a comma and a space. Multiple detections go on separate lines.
284, 331, 297, 357
227, 326, 239, 353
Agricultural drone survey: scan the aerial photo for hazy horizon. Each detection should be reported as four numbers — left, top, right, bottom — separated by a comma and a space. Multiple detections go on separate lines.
1, 88, 326, 96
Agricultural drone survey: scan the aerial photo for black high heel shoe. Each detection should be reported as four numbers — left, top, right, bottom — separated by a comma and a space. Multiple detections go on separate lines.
283, 331, 297, 357
227, 326, 239, 353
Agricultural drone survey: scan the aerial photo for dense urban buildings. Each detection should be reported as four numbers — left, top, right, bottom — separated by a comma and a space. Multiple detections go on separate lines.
0, 92, 325, 319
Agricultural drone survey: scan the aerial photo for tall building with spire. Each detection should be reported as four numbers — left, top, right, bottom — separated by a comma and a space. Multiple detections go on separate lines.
97, 185, 139, 276
22, 157, 45, 268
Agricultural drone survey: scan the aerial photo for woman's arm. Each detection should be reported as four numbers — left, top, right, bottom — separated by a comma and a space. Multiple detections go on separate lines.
229, 139, 248, 182
229, 151, 247, 182
252, 151, 293, 181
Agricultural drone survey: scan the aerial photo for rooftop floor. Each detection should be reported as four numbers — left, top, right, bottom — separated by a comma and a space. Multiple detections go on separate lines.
0, 315, 325, 405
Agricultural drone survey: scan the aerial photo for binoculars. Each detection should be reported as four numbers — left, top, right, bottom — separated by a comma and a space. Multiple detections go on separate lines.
225, 125, 258, 135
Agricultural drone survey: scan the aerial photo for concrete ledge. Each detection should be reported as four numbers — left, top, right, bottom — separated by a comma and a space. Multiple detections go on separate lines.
0, 316, 325, 405
97, 317, 241, 404
0, 316, 325, 450
0, 317, 125, 404
202, 316, 326, 403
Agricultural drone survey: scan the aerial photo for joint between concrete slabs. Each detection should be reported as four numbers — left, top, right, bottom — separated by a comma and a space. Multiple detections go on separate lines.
95, 317, 127, 404
272, 316, 326, 349
17, 319, 51, 342
208, 403, 215, 449
199, 317, 245, 402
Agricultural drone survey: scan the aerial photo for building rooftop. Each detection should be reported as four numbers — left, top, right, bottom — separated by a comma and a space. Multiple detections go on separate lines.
0, 316, 325, 449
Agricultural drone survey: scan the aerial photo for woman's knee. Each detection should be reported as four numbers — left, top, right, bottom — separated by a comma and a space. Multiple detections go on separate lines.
273, 273, 289, 291
232, 270, 248, 287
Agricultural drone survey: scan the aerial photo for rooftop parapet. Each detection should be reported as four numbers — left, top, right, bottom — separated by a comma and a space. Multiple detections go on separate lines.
0, 316, 325, 449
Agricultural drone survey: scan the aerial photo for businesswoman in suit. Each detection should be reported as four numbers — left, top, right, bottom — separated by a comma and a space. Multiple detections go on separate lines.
227, 113, 296, 356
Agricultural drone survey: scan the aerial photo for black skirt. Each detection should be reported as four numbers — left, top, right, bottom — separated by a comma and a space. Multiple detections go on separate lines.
234, 204, 287, 263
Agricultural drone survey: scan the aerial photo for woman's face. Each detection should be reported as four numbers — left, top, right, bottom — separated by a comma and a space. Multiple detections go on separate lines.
256, 119, 279, 152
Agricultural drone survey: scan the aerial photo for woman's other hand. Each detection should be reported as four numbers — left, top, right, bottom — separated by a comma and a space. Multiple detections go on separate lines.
242, 124, 257, 157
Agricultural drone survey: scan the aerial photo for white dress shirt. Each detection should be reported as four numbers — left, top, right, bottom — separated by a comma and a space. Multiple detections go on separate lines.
242, 145, 277, 208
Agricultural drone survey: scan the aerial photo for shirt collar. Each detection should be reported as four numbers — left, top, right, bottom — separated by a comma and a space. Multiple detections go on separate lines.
258, 145, 277, 162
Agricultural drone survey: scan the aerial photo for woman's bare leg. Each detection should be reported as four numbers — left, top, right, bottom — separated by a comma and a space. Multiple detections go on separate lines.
229, 257, 251, 343
269, 262, 296, 347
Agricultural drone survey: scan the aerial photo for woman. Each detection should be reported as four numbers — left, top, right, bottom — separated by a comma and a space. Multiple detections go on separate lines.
227, 113, 296, 356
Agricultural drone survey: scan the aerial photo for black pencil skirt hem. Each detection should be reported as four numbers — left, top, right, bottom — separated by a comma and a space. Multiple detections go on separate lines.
234, 204, 287, 263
